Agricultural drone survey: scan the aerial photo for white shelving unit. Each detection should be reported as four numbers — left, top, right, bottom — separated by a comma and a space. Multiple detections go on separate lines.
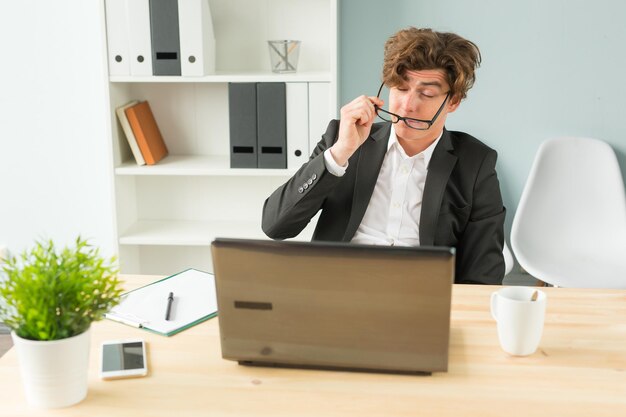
103, 0, 338, 275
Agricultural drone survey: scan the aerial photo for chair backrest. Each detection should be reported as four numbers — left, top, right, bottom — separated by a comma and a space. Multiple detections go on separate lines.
511, 137, 626, 287
503, 241, 514, 276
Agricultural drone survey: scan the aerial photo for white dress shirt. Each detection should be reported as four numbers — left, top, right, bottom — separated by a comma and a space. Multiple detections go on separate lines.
324, 126, 442, 246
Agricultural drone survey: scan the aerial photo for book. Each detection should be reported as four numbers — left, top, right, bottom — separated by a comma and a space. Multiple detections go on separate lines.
125, 100, 169, 165
115, 100, 146, 165
105, 268, 217, 336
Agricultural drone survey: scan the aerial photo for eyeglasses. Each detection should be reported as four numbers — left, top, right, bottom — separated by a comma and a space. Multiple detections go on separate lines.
374, 83, 450, 130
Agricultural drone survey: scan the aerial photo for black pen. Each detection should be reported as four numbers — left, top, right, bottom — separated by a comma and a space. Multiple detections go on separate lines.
165, 292, 174, 321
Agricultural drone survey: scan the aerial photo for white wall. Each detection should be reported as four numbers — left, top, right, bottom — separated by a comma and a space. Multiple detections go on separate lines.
0, 1, 116, 257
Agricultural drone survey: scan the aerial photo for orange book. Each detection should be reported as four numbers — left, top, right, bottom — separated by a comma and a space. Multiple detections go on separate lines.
125, 101, 169, 165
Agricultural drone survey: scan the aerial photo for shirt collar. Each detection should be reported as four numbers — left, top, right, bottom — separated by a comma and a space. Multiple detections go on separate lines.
387, 125, 443, 168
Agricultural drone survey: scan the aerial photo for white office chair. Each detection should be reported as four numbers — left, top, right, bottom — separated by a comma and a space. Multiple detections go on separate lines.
511, 137, 626, 288
503, 241, 514, 277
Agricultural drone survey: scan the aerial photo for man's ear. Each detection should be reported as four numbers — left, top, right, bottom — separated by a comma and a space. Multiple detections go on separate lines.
447, 96, 461, 113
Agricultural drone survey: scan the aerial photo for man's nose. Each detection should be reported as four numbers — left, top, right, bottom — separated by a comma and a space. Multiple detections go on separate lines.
401, 92, 420, 112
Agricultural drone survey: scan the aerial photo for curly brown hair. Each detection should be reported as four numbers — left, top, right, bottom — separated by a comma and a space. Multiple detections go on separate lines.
382, 27, 481, 102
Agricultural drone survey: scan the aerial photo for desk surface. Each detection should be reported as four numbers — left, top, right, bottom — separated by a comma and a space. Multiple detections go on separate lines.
1, 276, 625, 416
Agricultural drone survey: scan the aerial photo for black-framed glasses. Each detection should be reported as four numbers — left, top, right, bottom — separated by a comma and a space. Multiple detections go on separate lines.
374, 83, 450, 130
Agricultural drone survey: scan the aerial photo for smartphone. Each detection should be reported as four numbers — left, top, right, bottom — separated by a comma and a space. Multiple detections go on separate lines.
100, 339, 148, 380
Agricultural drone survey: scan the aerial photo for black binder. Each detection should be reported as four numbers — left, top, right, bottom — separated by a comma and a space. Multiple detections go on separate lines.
257, 83, 287, 169
149, 0, 181, 75
228, 83, 258, 168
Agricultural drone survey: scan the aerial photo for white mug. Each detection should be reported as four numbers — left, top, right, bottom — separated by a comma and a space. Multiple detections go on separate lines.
490, 287, 546, 356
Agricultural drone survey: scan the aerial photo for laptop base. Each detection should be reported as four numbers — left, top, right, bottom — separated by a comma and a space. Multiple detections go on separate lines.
238, 360, 433, 376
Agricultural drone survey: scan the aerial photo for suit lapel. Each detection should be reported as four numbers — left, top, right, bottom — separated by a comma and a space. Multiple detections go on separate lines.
419, 129, 457, 246
342, 123, 391, 240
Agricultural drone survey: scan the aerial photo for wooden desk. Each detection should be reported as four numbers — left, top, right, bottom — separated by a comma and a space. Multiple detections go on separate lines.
1, 276, 625, 416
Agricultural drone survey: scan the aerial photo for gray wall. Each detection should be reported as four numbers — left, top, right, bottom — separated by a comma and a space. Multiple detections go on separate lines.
340, 0, 626, 242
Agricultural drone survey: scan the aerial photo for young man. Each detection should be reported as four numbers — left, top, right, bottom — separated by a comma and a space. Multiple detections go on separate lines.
262, 27, 505, 284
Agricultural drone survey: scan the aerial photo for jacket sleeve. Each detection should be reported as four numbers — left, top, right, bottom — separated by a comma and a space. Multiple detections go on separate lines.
455, 149, 506, 285
262, 120, 343, 239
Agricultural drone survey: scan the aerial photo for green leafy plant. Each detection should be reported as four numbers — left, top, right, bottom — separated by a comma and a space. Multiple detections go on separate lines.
0, 237, 123, 341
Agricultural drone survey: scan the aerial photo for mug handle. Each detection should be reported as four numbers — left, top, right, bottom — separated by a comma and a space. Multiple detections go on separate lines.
490, 292, 498, 321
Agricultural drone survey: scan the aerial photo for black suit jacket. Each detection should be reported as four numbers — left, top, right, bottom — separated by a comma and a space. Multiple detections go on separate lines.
262, 120, 506, 284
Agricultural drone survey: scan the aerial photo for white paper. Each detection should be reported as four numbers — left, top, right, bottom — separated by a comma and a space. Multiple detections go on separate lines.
106, 269, 217, 335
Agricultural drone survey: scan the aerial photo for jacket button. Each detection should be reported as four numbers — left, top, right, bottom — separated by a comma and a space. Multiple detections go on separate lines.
307, 179, 313, 185
298, 187, 304, 193
303, 183, 309, 190
312, 174, 317, 180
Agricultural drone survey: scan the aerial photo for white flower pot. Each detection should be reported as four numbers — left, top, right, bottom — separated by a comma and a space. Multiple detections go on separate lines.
11, 327, 91, 408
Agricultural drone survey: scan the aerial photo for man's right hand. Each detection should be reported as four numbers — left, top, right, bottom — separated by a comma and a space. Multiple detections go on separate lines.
329, 95, 384, 167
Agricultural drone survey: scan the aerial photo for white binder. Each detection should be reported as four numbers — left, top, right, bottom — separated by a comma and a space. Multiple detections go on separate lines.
127, 0, 153, 76
178, 0, 216, 76
104, 0, 130, 76
286, 83, 309, 170
308, 82, 332, 155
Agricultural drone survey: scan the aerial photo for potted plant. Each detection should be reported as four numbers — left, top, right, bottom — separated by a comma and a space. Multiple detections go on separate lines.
0, 237, 123, 408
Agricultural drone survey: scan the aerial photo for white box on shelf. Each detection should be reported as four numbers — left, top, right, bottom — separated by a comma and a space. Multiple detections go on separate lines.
104, 0, 131, 76
178, 0, 216, 76
286, 83, 309, 169
127, 0, 153, 76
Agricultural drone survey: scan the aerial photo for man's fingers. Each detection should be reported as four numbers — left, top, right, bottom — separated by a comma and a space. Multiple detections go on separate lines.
369, 96, 384, 108
342, 95, 378, 126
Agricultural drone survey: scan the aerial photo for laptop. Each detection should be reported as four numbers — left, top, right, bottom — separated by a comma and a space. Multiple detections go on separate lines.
210, 238, 455, 375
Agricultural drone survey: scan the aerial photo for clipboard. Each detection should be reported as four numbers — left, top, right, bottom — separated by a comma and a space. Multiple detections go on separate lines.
105, 268, 217, 336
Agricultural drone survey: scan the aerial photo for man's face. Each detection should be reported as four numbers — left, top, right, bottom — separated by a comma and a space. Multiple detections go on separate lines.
388, 69, 459, 142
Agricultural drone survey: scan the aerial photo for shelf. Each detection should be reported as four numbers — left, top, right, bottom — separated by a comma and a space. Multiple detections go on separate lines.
110, 71, 332, 83
119, 219, 314, 246
118, 219, 268, 246
115, 155, 299, 176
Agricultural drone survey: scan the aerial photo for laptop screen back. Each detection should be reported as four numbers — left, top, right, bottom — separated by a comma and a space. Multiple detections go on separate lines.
211, 238, 455, 374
